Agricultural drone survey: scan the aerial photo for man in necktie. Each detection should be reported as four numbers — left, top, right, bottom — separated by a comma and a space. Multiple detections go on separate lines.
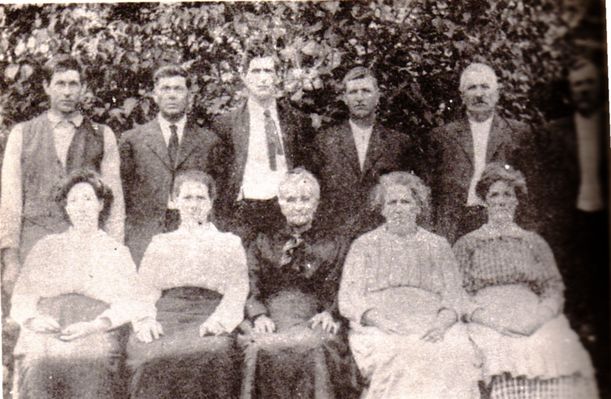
212, 46, 312, 245
120, 64, 222, 265
313, 67, 422, 238
0, 55, 125, 295
426, 62, 537, 243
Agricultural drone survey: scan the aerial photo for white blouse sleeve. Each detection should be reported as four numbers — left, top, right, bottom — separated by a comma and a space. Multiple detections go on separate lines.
206, 235, 249, 333
338, 238, 372, 325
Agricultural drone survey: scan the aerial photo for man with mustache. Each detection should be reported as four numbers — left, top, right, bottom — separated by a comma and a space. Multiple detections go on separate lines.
0, 54, 125, 294
313, 67, 421, 238
120, 64, 222, 265
212, 47, 312, 244
427, 62, 535, 243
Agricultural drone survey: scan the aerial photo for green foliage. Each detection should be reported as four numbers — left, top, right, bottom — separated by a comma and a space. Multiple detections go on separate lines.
0, 1, 577, 139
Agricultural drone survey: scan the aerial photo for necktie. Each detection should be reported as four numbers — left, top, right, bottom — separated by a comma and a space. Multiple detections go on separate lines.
168, 124, 179, 166
263, 109, 284, 171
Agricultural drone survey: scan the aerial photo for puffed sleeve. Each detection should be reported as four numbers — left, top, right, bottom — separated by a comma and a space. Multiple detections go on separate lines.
205, 234, 249, 332
93, 243, 157, 328
338, 237, 372, 325
433, 236, 472, 317
9, 237, 56, 326
530, 233, 565, 317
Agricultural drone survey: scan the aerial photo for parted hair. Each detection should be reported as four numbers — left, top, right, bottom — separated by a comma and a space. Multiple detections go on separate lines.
43, 54, 84, 83
153, 64, 191, 88
172, 169, 217, 201
342, 66, 378, 91
475, 162, 528, 203
241, 44, 278, 74
371, 171, 430, 215
54, 168, 114, 225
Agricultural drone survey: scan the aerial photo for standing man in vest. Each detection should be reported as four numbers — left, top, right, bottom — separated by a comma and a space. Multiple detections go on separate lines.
120, 64, 222, 265
213, 47, 311, 244
428, 62, 536, 243
313, 67, 422, 238
0, 55, 124, 295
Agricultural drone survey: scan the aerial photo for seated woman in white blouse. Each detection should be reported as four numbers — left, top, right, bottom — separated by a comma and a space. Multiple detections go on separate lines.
127, 170, 249, 399
10, 169, 154, 399
338, 171, 480, 399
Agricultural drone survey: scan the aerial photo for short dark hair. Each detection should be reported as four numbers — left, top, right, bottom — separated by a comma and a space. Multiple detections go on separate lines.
153, 64, 190, 88
241, 44, 278, 75
172, 169, 217, 201
342, 66, 378, 92
43, 54, 83, 83
54, 168, 114, 226
475, 162, 528, 203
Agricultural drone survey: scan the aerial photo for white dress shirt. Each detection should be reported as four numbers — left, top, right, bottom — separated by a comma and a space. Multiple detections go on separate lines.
467, 117, 493, 206
575, 111, 604, 212
0, 111, 125, 249
349, 120, 373, 171
157, 114, 186, 147
240, 98, 288, 200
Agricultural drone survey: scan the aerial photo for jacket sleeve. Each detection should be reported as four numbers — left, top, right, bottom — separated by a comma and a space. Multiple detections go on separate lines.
245, 235, 269, 320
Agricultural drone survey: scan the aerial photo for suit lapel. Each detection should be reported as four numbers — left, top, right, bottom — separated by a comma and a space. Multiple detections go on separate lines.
339, 121, 362, 176
233, 103, 250, 178
175, 121, 201, 169
277, 102, 295, 168
452, 118, 474, 166
362, 123, 385, 175
486, 114, 507, 162
143, 120, 173, 171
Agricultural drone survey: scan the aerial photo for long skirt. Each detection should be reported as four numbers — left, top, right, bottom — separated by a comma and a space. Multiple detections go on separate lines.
469, 285, 599, 398
12, 294, 125, 399
239, 289, 360, 399
349, 323, 480, 399
126, 287, 241, 399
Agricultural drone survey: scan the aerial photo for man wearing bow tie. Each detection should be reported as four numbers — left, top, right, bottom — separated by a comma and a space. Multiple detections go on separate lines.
120, 64, 222, 265
0, 55, 125, 294
213, 48, 312, 244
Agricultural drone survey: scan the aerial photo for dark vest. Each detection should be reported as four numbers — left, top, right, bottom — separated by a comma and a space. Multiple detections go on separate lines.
19, 113, 104, 256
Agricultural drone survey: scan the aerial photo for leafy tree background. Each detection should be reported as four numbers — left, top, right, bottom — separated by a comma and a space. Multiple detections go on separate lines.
0, 1, 607, 397
0, 0, 604, 141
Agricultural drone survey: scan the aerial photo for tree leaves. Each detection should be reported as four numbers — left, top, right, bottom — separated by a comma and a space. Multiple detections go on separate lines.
0, 1, 583, 135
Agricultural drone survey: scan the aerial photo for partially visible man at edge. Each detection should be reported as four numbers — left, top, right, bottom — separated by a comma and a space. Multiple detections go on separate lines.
0, 54, 124, 295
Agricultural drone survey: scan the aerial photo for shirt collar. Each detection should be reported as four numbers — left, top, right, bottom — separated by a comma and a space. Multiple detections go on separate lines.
248, 97, 277, 117
157, 113, 187, 132
47, 110, 83, 128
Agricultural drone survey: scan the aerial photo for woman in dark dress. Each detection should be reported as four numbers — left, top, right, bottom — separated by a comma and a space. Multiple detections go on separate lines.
240, 167, 359, 399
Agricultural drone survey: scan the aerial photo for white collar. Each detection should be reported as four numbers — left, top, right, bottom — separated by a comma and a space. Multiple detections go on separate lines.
157, 114, 187, 131
47, 110, 83, 128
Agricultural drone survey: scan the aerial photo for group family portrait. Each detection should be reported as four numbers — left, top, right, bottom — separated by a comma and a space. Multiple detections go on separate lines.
0, 1, 608, 398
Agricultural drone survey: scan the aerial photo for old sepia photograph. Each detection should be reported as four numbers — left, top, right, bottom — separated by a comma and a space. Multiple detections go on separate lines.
0, 1, 608, 398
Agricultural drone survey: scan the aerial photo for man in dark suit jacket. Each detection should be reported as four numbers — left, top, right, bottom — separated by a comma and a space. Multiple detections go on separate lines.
428, 63, 536, 243
543, 58, 608, 385
212, 49, 311, 243
314, 67, 422, 238
120, 65, 221, 265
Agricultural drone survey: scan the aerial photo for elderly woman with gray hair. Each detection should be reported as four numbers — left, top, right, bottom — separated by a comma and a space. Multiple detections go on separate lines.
240, 167, 359, 399
455, 162, 598, 398
339, 171, 479, 398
